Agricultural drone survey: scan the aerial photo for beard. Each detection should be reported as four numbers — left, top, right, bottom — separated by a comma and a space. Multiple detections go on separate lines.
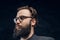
13, 23, 31, 40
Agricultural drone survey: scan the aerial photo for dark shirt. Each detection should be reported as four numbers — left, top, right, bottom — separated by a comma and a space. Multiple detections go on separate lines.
11, 35, 55, 40
29, 35, 55, 40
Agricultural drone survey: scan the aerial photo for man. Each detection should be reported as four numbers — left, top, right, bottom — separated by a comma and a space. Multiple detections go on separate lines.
13, 6, 55, 40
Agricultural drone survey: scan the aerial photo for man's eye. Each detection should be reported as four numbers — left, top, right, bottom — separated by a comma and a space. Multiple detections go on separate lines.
20, 16, 26, 20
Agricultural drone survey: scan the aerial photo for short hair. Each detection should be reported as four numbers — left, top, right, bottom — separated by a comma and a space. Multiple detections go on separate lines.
17, 6, 38, 19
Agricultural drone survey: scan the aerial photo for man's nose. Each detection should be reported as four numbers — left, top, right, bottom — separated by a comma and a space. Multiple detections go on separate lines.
16, 19, 20, 24
16, 19, 22, 24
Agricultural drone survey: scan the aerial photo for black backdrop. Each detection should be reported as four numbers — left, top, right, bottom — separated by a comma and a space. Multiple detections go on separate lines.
0, 0, 60, 40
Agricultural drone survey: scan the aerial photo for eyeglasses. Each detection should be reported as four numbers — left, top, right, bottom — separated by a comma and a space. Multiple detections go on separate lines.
14, 16, 33, 23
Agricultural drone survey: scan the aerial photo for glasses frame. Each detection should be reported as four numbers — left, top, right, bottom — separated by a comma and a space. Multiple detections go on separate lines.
13, 16, 33, 23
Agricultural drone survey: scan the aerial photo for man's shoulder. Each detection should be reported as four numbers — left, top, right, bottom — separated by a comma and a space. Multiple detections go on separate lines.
29, 35, 55, 40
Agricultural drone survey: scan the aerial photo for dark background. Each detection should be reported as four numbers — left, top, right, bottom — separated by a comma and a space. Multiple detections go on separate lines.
0, 0, 60, 40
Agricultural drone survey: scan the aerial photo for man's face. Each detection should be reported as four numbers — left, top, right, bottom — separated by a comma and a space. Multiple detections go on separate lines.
13, 9, 32, 38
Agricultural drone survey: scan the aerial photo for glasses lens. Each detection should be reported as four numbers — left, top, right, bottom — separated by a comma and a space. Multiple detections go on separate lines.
14, 18, 17, 23
13, 17, 22, 23
20, 16, 26, 20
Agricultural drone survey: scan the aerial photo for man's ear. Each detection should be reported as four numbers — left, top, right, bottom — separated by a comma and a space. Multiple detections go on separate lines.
31, 18, 36, 27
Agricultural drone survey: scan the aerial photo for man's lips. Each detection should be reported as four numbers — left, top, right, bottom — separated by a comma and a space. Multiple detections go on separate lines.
16, 25, 22, 30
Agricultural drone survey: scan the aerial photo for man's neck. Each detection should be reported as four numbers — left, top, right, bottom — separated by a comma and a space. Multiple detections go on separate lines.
20, 27, 34, 40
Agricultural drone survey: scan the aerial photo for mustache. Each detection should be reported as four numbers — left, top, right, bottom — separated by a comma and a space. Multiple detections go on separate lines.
15, 24, 22, 29
16, 24, 22, 27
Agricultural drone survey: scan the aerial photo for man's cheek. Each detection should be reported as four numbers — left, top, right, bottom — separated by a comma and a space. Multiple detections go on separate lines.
22, 21, 28, 25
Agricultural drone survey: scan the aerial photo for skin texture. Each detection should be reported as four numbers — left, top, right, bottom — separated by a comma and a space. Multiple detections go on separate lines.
13, 9, 36, 40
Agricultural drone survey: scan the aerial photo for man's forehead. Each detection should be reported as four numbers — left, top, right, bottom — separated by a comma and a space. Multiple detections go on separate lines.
16, 9, 31, 17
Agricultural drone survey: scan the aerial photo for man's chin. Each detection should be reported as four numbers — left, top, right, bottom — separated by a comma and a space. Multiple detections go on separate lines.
13, 29, 30, 39
13, 30, 22, 39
